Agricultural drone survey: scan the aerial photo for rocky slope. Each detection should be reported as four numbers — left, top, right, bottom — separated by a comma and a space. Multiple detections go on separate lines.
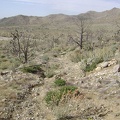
0, 52, 120, 120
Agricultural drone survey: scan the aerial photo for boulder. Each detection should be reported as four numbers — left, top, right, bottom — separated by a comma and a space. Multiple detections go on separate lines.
98, 62, 109, 68
108, 59, 117, 67
113, 64, 120, 73
97, 59, 117, 70
95, 66, 102, 71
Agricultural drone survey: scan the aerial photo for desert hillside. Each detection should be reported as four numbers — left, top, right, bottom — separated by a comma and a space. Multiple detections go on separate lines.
0, 8, 120, 120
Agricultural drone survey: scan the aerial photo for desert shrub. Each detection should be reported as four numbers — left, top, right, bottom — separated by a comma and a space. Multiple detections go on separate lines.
1, 55, 6, 58
84, 57, 103, 72
45, 85, 77, 106
59, 86, 77, 94
41, 55, 49, 62
45, 91, 61, 105
45, 69, 55, 78
12, 59, 21, 68
68, 46, 76, 51
21, 65, 45, 76
0, 54, 21, 70
0, 61, 12, 70
85, 63, 96, 72
70, 45, 116, 63
1, 58, 8, 62
54, 79, 66, 86
44, 64, 59, 78
87, 46, 116, 61
70, 50, 83, 63
50, 64, 60, 70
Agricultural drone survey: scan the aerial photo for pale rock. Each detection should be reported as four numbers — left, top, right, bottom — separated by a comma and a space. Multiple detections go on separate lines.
95, 66, 102, 71
113, 64, 120, 73
108, 59, 117, 67
98, 62, 109, 68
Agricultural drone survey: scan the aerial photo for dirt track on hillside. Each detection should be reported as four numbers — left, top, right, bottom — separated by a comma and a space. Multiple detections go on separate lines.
0, 36, 12, 40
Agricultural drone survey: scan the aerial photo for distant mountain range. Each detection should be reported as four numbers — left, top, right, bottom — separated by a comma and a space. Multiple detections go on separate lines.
0, 7, 120, 27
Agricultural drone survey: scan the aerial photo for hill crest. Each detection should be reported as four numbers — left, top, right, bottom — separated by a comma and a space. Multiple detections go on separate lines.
0, 8, 120, 26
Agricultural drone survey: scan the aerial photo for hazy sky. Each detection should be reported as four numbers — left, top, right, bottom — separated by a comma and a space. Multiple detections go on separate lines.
0, 0, 120, 18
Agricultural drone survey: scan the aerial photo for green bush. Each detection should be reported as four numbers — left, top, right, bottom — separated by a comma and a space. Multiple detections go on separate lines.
59, 86, 77, 94
21, 65, 44, 74
85, 63, 96, 72
45, 91, 61, 105
45, 85, 77, 106
54, 79, 66, 86
84, 57, 103, 72
1, 55, 6, 58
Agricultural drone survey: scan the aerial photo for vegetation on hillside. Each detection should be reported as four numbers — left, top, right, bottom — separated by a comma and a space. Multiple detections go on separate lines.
0, 8, 120, 120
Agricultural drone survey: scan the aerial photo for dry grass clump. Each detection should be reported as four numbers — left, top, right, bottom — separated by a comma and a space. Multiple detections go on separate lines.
0, 56, 20, 70
0, 40, 21, 70
71, 45, 117, 63
70, 44, 117, 72
44, 63, 60, 78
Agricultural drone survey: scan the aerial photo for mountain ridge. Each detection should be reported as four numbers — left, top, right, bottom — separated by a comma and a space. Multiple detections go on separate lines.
0, 8, 120, 26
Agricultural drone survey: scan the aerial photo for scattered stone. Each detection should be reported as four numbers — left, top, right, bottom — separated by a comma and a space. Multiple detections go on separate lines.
113, 64, 120, 73
115, 113, 120, 117
96, 59, 118, 70
0, 71, 11, 76
95, 66, 102, 71
108, 59, 117, 66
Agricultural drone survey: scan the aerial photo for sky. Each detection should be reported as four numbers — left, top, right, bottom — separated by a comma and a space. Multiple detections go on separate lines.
0, 0, 120, 18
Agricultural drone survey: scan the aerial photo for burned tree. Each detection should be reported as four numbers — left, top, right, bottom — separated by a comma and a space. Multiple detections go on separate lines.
69, 16, 92, 50
10, 29, 35, 63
